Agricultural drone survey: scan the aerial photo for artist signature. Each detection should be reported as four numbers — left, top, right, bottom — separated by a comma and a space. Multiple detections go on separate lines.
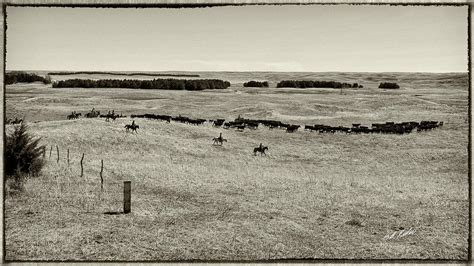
383, 227, 416, 241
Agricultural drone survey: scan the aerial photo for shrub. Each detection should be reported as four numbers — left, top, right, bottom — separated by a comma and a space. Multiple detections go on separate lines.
243, 81, 269, 87
5, 72, 51, 85
5, 123, 46, 191
379, 82, 400, 89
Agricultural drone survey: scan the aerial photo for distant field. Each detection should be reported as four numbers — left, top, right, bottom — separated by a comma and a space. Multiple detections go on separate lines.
4, 72, 469, 261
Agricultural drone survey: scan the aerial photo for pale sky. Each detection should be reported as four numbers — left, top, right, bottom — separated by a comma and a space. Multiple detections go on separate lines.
6, 5, 468, 72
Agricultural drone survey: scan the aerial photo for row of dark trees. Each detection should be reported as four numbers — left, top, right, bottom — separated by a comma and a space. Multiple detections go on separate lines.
276, 80, 363, 89
48, 71, 200, 77
243, 81, 269, 87
5, 72, 51, 85
379, 82, 400, 89
52, 78, 231, 90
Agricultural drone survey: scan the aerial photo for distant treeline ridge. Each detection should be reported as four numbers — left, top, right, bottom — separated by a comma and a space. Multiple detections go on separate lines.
48, 71, 200, 77
5, 72, 51, 85
277, 80, 362, 89
52, 78, 231, 90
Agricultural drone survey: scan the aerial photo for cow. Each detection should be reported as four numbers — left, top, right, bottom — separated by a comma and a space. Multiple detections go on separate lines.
286, 125, 300, 133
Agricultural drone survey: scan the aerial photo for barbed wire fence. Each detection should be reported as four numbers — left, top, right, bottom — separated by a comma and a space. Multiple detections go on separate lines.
44, 144, 132, 214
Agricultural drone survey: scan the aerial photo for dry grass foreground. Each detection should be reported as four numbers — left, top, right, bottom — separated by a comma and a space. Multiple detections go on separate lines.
4, 75, 469, 261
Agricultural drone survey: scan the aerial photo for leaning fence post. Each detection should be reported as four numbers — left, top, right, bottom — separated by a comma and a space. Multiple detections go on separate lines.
56, 146, 59, 163
100, 159, 104, 191
49, 146, 53, 158
80, 153, 84, 177
67, 148, 70, 166
123, 181, 131, 213
43, 147, 46, 159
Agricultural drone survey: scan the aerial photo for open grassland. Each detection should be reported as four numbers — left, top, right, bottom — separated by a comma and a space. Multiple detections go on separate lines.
4, 72, 469, 261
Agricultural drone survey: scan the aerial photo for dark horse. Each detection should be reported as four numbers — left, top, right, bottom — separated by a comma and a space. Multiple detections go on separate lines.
67, 112, 81, 120
253, 143, 268, 156
212, 133, 227, 145
125, 120, 139, 133
105, 111, 119, 122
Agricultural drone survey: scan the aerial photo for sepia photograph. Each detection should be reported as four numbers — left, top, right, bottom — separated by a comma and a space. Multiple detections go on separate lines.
2, 1, 470, 262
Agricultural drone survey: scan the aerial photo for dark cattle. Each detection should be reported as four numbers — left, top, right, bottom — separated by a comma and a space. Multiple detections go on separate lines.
286, 125, 300, 133
187, 118, 205, 126
245, 121, 259, 130
213, 119, 225, 127
236, 124, 246, 131
156, 115, 172, 122
305, 125, 315, 131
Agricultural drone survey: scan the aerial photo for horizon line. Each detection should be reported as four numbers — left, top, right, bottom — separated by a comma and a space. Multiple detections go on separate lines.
6, 69, 469, 74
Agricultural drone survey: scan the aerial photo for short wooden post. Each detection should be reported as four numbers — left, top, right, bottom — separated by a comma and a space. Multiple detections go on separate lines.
49, 146, 52, 158
123, 181, 131, 213
56, 146, 59, 163
80, 153, 84, 177
100, 159, 104, 191
43, 147, 46, 159
67, 149, 70, 166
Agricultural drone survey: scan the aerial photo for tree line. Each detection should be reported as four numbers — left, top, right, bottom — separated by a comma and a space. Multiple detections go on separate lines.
378, 82, 400, 89
276, 80, 362, 89
52, 78, 231, 90
5, 72, 51, 85
48, 71, 200, 77
243, 81, 269, 87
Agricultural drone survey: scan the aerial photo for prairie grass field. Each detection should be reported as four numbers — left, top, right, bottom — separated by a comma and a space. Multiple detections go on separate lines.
4, 71, 470, 261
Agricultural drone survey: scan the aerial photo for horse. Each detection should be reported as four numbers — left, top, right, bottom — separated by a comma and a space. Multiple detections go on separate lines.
253, 144, 268, 156
125, 124, 139, 133
212, 133, 227, 145
85, 109, 100, 118
105, 113, 119, 122
67, 112, 81, 120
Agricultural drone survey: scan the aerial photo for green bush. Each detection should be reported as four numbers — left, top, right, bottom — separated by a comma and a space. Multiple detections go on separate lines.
5, 123, 46, 190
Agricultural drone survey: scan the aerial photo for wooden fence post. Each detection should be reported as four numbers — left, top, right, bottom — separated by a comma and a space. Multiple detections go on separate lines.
56, 146, 59, 163
67, 149, 70, 166
100, 159, 104, 191
43, 147, 46, 159
80, 153, 84, 177
123, 181, 131, 213
49, 146, 52, 158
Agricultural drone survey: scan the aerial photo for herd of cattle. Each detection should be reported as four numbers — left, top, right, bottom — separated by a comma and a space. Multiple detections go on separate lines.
129, 113, 443, 135
65, 109, 444, 135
